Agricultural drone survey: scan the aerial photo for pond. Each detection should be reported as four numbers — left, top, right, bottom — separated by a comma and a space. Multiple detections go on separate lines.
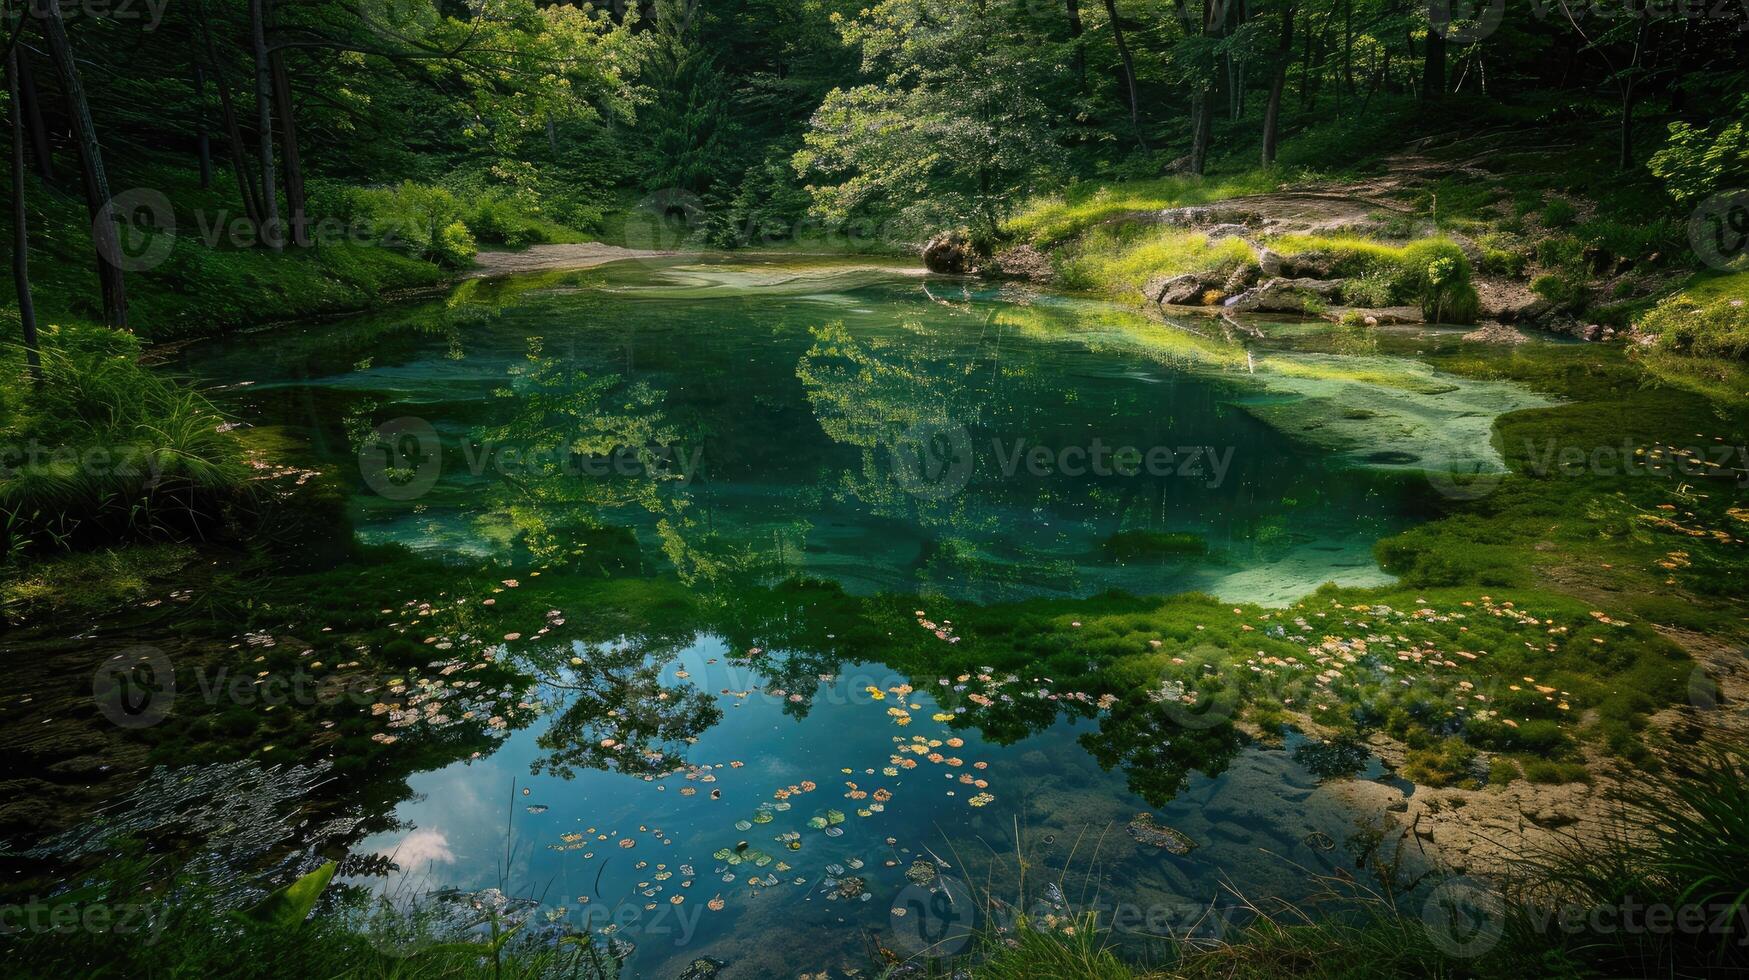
27, 257, 1553, 977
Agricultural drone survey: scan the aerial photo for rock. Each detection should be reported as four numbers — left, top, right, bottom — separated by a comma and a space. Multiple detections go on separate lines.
1203, 223, 1254, 241
922, 231, 976, 274
1225, 263, 1260, 292
677, 958, 725, 980
1127, 812, 1198, 854
1225, 277, 1345, 313
1580, 323, 1603, 342
1282, 250, 1336, 278
1461, 322, 1531, 345
987, 244, 1053, 283
1144, 273, 1214, 306
1256, 248, 1286, 277
1157, 205, 1263, 229
1530, 805, 1578, 828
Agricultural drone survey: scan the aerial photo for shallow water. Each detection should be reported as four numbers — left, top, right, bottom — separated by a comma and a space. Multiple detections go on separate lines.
112, 256, 1545, 974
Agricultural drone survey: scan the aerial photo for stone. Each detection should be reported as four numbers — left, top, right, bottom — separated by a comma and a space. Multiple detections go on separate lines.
1225, 263, 1260, 292
1144, 273, 1212, 306
1225, 277, 1345, 313
1256, 248, 1286, 277
922, 231, 976, 274
1157, 205, 1262, 229
1127, 811, 1198, 854
1283, 250, 1336, 278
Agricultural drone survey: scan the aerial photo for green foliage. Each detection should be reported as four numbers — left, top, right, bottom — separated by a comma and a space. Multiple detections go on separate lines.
240, 862, 336, 929
1649, 104, 1749, 204
1637, 273, 1749, 360
1402, 737, 1479, 788
974, 918, 1133, 980
796, 0, 1068, 241
1006, 173, 1281, 246
344, 183, 478, 267
1488, 756, 1521, 785
1272, 236, 1480, 323
1054, 228, 1254, 296
0, 325, 252, 556
1540, 196, 1578, 229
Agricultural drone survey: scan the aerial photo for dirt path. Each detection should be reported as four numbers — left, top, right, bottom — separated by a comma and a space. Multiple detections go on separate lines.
468, 242, 676, 277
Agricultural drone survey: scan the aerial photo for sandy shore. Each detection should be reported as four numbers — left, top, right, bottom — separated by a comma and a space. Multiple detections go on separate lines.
467, 243, 675, 277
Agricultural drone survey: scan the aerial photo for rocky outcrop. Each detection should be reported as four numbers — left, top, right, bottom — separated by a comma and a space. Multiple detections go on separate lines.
1143, 272, 1219, 306
1225, 277, 1346, 313
1157, 205, 1264, 230
922, 231, 977, 274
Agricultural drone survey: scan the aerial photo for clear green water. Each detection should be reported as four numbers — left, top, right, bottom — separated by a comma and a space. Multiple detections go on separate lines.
152, 256, 1540, 976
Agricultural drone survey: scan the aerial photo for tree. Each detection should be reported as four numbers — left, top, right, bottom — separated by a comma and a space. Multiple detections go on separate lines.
796, 0, 1066, 243
7, 47, 40, 383
1261, 2, 1296, 166
29, 0, 126, 329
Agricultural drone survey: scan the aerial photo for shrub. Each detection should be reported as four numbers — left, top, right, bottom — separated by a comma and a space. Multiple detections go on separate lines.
1403, 737, 1479, 788
1274, 236, 1480, 323
348, 183, 476, 267
1488, 756, 1521, 785
1541, 196, 1578, 228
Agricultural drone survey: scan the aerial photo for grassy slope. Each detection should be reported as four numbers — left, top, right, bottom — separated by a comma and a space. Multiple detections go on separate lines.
2, 164, 452, 343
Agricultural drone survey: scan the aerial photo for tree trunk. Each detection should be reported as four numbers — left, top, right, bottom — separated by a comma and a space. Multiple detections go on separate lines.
193, 64, 213, 189
1103, 0, 1145, 147
1618, 87, 1635, 171
1262, 4, 1295, 166
1066, 0, 1086, 88
249, 0, 281, 251
195, 8, 263, 226
269, 46, 308, 246
1422, 8, 1446, 103
8, 51, 40, 384
31, 0, 127, 330
1190, 92, 1213, 174
15, 53, 51, 182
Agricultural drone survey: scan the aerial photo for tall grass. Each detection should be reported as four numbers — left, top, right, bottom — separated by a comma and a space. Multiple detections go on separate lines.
1006, 173, 1281, 246
1, 325, 252, 556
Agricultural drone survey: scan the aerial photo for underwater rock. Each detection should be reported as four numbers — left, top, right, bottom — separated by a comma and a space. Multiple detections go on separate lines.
1126, 812, 1198, 855
676, 957, 726, 980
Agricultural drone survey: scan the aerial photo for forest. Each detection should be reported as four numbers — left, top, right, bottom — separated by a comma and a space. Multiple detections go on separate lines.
2, 0, 1748, 977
